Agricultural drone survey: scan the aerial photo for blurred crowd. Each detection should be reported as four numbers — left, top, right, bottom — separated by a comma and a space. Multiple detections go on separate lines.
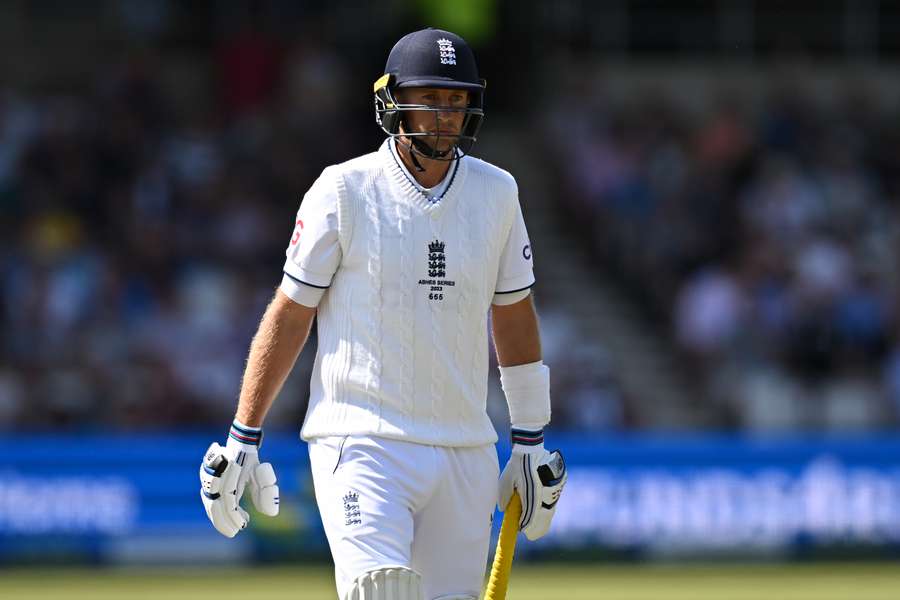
0, 30, 365, 428
543, 75, 900, 430
0, 25, 616, 433
4, 25, 900, 434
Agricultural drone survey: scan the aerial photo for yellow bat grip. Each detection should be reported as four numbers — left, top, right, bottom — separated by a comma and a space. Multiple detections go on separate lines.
484, 491, 522, 600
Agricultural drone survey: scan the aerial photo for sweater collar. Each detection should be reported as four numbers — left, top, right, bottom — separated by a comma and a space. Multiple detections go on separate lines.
381, 138, 467, 214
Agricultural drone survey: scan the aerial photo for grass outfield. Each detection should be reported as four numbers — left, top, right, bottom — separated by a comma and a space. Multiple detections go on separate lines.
3, 563, 900, 599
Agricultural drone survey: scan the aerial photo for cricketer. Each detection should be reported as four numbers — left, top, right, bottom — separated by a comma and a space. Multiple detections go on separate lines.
199, 28, 567, 600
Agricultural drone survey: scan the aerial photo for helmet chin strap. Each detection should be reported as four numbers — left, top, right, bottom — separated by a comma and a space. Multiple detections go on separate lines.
406, 137, 452, 172
407, 139, 427, 172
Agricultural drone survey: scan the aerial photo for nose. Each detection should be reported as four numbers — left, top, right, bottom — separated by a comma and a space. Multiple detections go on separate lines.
436, 107, 460, 123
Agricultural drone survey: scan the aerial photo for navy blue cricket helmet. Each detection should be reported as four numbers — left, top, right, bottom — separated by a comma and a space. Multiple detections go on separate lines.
374, 28, 486, 160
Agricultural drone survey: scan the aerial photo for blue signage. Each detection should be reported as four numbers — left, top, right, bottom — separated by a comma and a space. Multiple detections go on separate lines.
3, 432, 899, 562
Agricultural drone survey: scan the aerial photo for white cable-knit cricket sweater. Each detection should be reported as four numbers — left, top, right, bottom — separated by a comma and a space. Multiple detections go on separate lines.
283, 139, 535, 447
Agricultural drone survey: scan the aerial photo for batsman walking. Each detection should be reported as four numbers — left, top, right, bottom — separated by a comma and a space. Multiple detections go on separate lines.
199, 28, 567, 600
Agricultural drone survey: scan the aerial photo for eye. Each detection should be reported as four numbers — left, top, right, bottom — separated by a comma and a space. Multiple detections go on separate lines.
450, 94, 465, 104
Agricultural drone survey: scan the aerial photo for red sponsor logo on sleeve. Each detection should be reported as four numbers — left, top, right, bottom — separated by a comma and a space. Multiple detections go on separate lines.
291, 219, 304, 245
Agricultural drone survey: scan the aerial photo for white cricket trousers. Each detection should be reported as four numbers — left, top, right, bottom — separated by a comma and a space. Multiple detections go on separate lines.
308, 435, 499, 600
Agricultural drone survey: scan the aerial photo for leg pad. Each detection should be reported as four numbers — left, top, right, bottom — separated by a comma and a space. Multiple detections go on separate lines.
344, 566, 423, 600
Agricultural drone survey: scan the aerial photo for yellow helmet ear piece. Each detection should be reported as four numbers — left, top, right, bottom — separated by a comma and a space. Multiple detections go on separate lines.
373, 74, 392, 93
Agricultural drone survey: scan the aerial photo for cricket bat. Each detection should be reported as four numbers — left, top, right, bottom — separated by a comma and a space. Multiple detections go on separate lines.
484, 490, 522, 600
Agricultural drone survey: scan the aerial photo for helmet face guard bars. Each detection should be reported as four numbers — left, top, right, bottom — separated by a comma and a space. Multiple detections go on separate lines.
374, 74, 485, 161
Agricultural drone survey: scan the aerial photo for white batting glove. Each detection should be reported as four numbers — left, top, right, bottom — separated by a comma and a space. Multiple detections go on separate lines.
199, 420, 280, 538
498, 427, 567, 541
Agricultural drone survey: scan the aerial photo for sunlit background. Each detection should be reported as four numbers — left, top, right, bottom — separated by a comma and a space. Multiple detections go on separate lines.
2, 1, 900, 598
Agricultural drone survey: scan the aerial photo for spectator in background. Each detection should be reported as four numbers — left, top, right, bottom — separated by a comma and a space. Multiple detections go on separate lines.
217, 17, 283, 120
543, 77, 900, 431
0, 38, 357, 430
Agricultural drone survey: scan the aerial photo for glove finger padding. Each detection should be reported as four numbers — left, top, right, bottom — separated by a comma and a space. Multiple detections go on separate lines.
522, 450, 567, 541
199, 442, 249, 538
206, 486, 248, 538
497, 451, 541, 521
249, 462, 280, 517
498, 460, 517, 513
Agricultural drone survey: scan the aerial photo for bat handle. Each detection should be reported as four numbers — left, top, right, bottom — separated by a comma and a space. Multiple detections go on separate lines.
484, 491, 522, 600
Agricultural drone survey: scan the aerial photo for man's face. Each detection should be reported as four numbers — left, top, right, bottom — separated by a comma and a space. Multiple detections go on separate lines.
396, 87, 470, 153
